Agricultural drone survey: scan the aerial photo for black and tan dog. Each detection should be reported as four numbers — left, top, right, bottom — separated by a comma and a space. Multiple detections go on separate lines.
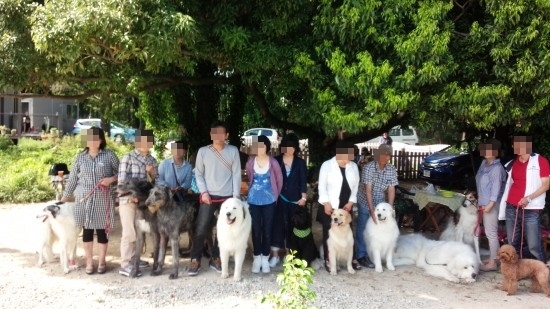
287, 206, 318, 266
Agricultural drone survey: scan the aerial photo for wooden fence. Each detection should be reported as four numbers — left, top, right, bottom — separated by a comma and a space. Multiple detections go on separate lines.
240, 144, 433, 180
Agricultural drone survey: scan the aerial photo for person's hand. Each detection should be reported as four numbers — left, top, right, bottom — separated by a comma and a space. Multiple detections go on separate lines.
60, 196, 69, 203
483, 205, 494, 213
324, 203, 333, 216
343, 202, 353, 213
146, 164, 156, 178
99, 176, 115, 187
201, 192, 212, 205
518, 197, 529, 208
297, 197, 307, 207
370, 209, 378, 224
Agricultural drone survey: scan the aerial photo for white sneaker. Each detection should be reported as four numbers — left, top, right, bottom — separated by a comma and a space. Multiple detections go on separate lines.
252, 255, 261, 273
269, 256, 280, 268
261, 255, 270, 273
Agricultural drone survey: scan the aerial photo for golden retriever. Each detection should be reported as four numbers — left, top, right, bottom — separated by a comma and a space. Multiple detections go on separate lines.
327, 209, 355, 275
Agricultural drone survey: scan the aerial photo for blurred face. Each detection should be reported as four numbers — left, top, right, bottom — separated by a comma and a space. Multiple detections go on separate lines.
335, 147, 354, 161
375, 151, 391, 164
383, 132, 389, 138
135, 135, 154, 151
280, 141, 296, 156
82, 129, 102, 149
513, 136, 532, 155
479, 143, 498, 158
171, 143, 186, 159
250, 140, 267, 155
210, 126, 228, 142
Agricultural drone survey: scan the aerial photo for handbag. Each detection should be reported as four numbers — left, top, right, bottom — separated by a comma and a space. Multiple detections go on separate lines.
171, 163, 186, 202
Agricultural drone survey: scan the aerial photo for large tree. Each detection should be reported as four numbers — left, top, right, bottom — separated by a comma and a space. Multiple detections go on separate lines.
1, 0, 550, 161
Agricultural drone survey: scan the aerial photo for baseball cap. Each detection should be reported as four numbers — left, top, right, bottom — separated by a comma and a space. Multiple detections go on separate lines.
374, 144, 393, 156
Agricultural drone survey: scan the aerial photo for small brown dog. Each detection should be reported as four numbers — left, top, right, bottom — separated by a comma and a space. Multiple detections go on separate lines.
497, 244, 550, 296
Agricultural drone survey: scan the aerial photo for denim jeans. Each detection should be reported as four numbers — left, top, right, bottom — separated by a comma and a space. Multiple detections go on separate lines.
190, 197, 227, 261
249, 202, 276, 256
505, 203, 547, 262
356, 204, 370, 260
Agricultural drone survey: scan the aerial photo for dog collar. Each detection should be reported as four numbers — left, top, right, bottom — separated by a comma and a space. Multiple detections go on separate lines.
293, 227, 311, 238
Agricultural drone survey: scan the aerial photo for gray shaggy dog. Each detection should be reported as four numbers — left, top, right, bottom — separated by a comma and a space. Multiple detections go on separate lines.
144, 184, 199, 279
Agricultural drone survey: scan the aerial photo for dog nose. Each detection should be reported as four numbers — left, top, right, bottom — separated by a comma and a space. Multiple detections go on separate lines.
333, 218, 338, 222
472, 273, 477, 279
226, 212, 231, 217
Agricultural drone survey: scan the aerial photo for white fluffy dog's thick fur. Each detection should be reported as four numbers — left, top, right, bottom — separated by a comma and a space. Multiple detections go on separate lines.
217, 198, 252, 281
365, 202, 400, 273
327, 209, 355, 275
393, 234, 480, 283
439, 192, 481, 262
36, 202, 79, 274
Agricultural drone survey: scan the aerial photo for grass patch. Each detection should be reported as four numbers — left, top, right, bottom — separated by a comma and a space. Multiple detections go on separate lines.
0, 135, 133, 203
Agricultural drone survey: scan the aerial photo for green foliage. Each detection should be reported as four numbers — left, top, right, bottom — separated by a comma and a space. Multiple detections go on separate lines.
261, 251, 316, 309
0, 135, 14, 150
0, 136, 132, 203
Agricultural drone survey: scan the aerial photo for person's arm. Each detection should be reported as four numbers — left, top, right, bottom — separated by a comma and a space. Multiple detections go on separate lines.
100, 151, 119, 186
348, 163, 359, 204
182, 163, 193, 190
195, 148, 207, 194
157, 160, 168, 187
118, 154, 130, 183
272, 157, 284, 195
386, 166, 399, 206
62, 155, 80, 200
298, 158, 308, 206
317, 160, 333, 215
231, 147, 242, 198
364, 163, 377, 223
485, 165, 504, 212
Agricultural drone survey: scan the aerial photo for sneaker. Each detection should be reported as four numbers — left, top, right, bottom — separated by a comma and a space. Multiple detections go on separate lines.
269, 256, 280, 268
138, 260, 149, 269
119, 264, 142, 277
188, 259, 200, 276
357, 257, 375, 269
209, 258, 222, 273
352, 259, 362, 271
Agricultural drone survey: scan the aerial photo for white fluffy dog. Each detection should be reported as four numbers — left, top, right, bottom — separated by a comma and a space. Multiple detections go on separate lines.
327, 209, 355, 275
217, 198, 252, 281
439, 192, 481, 262
365, 202, 400, 273
36, 202, 79, 274
393, 234, 480, 283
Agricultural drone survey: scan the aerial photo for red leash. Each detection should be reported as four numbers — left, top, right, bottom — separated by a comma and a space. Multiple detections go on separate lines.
81, 182, 113, 238
474, 207, 484, 237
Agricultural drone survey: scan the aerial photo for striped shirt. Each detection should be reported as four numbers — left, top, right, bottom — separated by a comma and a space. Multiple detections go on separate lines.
118, 149, 158, 182
63, 149, 120, 229
357, 161, 399, 207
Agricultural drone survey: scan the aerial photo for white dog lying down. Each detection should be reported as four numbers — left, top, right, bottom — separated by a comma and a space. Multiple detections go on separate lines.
217, 198, 252, 281
393, 234, 480, 283
365, 202, 400, 273
439, 191, 481, 263
36, 202, 79, 274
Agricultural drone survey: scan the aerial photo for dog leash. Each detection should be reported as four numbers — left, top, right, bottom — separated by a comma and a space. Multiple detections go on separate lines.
279, 194, 299, 205
474, 207, 484, 237
511, 206, 525, 259
199, 192, 229, 204
81, 181, 113, 238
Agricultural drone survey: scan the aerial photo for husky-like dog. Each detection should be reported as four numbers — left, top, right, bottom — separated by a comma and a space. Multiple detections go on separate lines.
439, 191, 481, 263
144, 185, 199, 279
36, 202, 79, 274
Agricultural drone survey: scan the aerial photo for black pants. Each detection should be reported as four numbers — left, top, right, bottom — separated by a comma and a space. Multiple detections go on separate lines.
82, 228, 108, 243
190, 196, 229, 261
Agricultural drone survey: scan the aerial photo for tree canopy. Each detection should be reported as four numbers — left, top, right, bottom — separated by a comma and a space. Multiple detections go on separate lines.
1, 0, 550, 161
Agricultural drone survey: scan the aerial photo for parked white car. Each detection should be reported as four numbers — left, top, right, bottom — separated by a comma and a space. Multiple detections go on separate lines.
241, 128, 281, 146
366, 126, 419, 145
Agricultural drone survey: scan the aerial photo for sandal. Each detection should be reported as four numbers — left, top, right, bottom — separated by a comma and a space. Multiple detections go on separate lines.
480, 263, 497, 272
324, 260, 331, 273
85, 264, 95, 275
97, 263, 107, 274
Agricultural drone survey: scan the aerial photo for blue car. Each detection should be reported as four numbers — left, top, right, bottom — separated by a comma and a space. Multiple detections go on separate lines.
71, 119, 136, 143
418, 141, 482, 189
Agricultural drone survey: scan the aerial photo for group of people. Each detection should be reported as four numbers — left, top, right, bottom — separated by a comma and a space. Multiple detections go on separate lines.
60, 122, 549, 277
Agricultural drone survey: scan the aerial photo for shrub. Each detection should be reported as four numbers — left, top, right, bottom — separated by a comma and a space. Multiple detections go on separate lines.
261, 251, 317, 309
0, 135, 14, 150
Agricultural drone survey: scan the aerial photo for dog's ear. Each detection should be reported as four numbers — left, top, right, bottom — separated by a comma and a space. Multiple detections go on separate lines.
242, 202, 246, 220
345, 210, 352, 224
510, 250, 518, 263
45, 205, 60, 218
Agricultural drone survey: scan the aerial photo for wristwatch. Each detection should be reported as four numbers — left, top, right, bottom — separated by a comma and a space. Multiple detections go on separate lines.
526, 196, 532, 203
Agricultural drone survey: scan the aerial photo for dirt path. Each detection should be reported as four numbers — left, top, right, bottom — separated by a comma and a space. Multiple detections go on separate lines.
0, 202, 548, 309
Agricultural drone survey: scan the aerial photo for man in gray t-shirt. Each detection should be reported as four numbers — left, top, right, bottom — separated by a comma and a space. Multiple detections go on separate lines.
188, 121, 241, 276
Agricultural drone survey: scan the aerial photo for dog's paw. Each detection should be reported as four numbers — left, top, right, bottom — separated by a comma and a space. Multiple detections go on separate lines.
447, 277, 460, 283
387, 264, 395, 271
63, 267, 71, 274
330, 270, 337, 276
168, 273, 178, 280
348, 268, 356, 274
375, 266, 383, 273
151, 270, 161, 276
221, 272, 229, 279
233, 275, 242, 282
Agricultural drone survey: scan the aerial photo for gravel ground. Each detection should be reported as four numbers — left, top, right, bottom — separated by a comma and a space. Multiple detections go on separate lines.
1, 202, 549, 309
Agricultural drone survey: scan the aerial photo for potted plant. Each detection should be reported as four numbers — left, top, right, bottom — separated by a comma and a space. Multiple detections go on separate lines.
10, 129, 16, 135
